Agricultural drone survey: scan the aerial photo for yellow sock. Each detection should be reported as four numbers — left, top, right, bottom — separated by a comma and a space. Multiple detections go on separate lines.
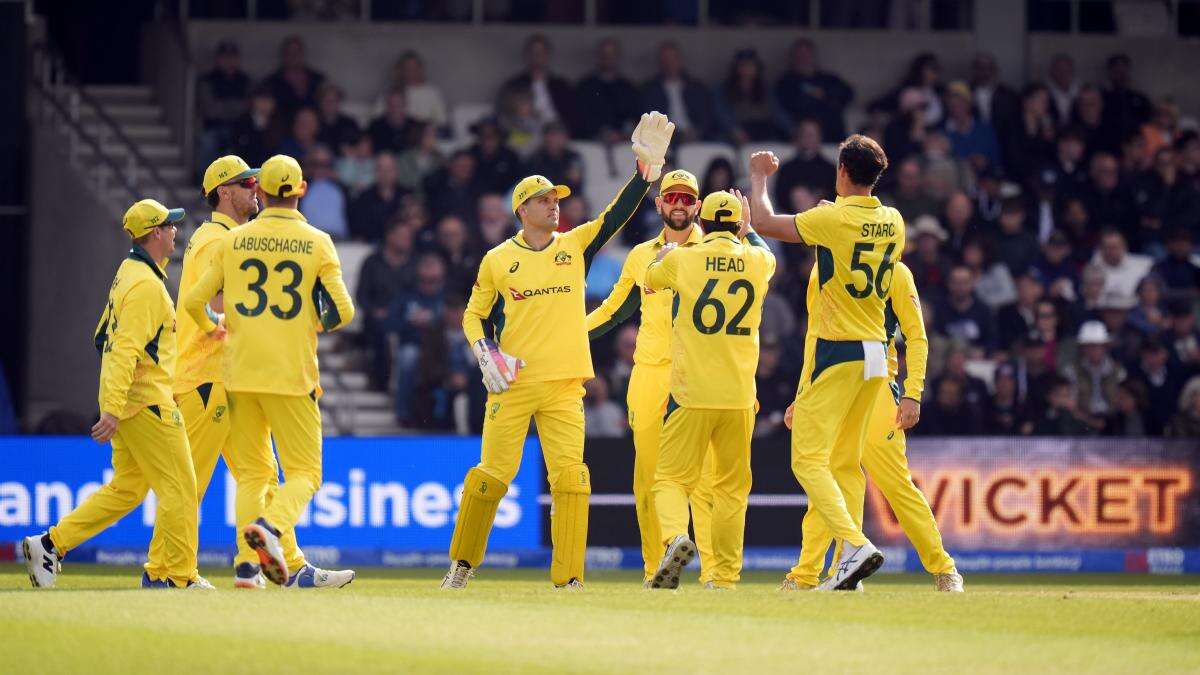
448, 467, 507, 568
550, 463, 591, 585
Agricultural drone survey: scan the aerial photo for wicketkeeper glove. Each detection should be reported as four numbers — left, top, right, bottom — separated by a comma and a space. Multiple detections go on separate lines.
472, 338, 524, 394
631, 111, 675, 182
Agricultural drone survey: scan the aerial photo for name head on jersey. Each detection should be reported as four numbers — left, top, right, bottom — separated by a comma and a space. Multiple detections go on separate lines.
122, 198, 185, 239
511, 175, 571, 214
259, 154, 308, 199
699, 191, 741, 234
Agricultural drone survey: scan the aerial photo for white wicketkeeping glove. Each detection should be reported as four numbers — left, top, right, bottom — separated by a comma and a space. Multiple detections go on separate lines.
631, 111, 675, 182
472, 338, 524, 394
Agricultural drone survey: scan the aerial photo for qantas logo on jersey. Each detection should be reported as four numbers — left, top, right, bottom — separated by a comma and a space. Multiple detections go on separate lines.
508, 285, 572, 301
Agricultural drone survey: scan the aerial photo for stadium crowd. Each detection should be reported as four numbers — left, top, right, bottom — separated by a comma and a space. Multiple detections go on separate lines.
194, 33, 1200, 439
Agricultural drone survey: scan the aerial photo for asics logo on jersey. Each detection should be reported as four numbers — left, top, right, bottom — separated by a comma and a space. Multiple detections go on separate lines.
508, 285, 572, 301
509, 261, 520, 273
554, 251, 573, 266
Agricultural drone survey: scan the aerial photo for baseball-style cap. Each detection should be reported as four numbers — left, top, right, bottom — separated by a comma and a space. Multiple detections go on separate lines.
258, 154, 307, 198
203, 155, 260, 196
123, 199, 185, 239
660, 169, 699, 196
699, 190, 741, 225
511, 174, 570, 213
1077, 320, 1111, 345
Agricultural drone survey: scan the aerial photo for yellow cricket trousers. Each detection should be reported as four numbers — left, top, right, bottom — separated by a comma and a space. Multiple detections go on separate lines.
627, 364, 715, 582
653, 404, 754, 588
789, 383, 955, 584
49, 405, 198, 587
225, 391, 323, 558
791, 340, 887, 549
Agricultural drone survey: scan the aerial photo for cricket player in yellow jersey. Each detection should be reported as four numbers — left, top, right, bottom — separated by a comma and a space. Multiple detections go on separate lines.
748, 135, 902, 590
586, 169, 718, 585
442, 112, 675, 590
23, 199, 209, 590
780, 262, 963, 592
182, 154, 355, 586
645, 190, 775, 590
155, 155, 353, 589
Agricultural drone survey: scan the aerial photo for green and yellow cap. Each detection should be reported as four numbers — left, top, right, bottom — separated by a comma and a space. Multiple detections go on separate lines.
511, 174, 570, 213
699, 190, 741, 225
660, 169, 699, 195
259, 154, 307, 198
122, 198, 185, 238
202, 155, 260, 196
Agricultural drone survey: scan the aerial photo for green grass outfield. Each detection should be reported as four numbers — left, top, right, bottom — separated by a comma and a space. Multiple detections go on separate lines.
1, 565, 1198, 673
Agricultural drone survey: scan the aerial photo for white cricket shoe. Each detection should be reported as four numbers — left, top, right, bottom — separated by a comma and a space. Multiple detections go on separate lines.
554, 579, 584, 591
243, 518, 289, 586
234, 562, 266, 589
934, 569, 965, 592
817, 540, 884, 591
285, 564, 355, 589
188, 575, 217, 590
23, 534, 61, 588
778, 577, 815, 591
440, 560, 473, 589
649, 535, 696, 589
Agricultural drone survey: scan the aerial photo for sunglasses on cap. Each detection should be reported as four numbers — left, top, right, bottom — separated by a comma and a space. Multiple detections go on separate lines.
662, 192, 697, 206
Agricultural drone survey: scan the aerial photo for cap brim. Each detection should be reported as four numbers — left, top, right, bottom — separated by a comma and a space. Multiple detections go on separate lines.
165, 208, 186, 222
661, 184, 698, 196
522, 184, 571, 205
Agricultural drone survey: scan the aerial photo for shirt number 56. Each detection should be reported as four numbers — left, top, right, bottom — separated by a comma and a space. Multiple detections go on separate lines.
845, 242, 896, 300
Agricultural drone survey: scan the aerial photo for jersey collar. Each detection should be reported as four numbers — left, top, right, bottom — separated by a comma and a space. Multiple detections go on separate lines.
257, 207, 308, 221
513, 229, 557, 251
702, 231, 739, 243
128, 244, 168, 282
834, 195, 882, 208
654, 224, 704, 248
207, 211, 241, 231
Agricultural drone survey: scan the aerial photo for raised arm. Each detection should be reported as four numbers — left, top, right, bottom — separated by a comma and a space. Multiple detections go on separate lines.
748, 151, 805, 243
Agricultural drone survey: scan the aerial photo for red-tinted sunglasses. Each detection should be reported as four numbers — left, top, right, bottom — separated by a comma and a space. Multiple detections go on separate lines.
224, 176, 258, 189
662, 192, 697, 206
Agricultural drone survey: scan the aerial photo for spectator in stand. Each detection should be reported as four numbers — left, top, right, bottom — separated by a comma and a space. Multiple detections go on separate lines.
369, 90, 419, 155
357, 218, 416, 391
395, 122, 444, 195
1127, 274, 1168, 337
997, 269, 1045, 351
583, 377, 626, 438
605, 325, 637, 404
875, 52, 945, 128
497, 88, 543, 156
881, 157, 939, 219
526, 121, 584, 194
335, 132, 375, 198
987, 362, 1025, 434
469, 117, 524, 194
298, 145, 348, 239
1033, 299, 1071, 369
1055, 196, 1097, 264
1072, 85, 1119, 156
1003, 84, 1057, 184
938, 345, 991, 418
349, 152, 411, 242
1102, 53, 1153, 142
496, 34, 579, 135
1032, 375, 1098, 436
388, 253, 448, 425
1153, 229, 1200, 295
1048, 126, 1089, 195
941, 190, 979, 258
1176, 130, 1200, 189
961, 238, 1017, 310
774, 38, 853, 140
943, 80, 1001, 172
937, 265, 998, 353
197, 40, 250, 170
1096, 293, 1139, 365
774, 119, 835, 204
476, 193, 515, 250
1166, 376, 1200, 437
1011, 333, 1059, 418
716, 48, 789, 144
392, 51, 447, 130
1081, 151, 1135, 235
1141, 100, 1180, 158
918, 378, 976, 436
1091, 229, 1153, 307
1062, 320, 1126, 422
1129, 340, 1185, 435
755, 336, 798, 439
642, 40, 718, 142
412, 297, 477, 431
1064, 264, 1107, 331
1036, 229, 1079, 298
1164, 299, 1200, 371
700, 156, 736, 195
314, 83, 360, 154
969, 52, 1020, 139
424, 150, 479, 223
994, 197, 1041, 276
433, 214, 480, 296
263, 35, 326, 120
906, 215, 950, 294
1046, 53, 1080, 127
576, 37, 641, 142
1131, 147, 1200, 254
1104, 379, 1148, 437
882, 88, 933, 164
277, 106, 320, 160
229, 86, 285, 167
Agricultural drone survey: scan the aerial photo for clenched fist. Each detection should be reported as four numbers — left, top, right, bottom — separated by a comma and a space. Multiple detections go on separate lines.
749, 151, 780, 178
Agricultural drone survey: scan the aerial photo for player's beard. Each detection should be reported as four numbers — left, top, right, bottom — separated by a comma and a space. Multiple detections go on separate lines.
661, 208, 693, 232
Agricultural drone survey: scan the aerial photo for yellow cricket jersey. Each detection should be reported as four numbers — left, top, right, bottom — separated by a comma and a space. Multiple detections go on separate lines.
173, 212, 239, 394
585, 225, 705, 366
801, 261, 928, 401
463, 172, 651, 383
93, 246, 178, 420
794, 195, 906, 342
182, 207, 355, 396
645, 231, 776, 409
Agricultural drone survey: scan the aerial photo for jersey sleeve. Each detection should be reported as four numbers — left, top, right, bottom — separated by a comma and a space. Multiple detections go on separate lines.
644, 250, 679, 292
562, 170, 651, 269
463, 253, 499, 345
182, 242, 227, 334
586, 250, 641, 340
793, 203, 838, 246
98, 281, 156, 417
891, 264, 928, 402
313, 235, 356, 332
